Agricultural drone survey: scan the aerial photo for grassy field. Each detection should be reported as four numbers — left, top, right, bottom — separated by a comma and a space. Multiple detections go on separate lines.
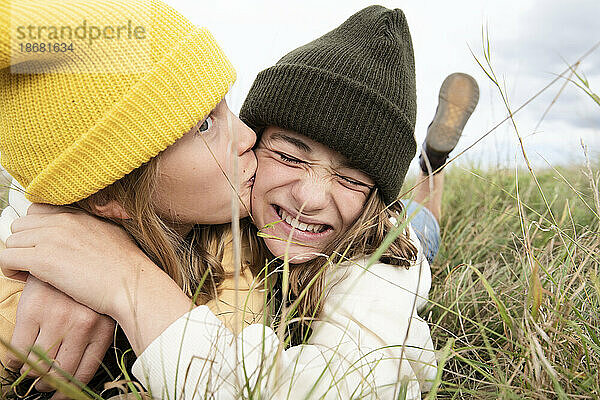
1, 32, 597, 398
1, 163, 598, 400
0, 135, 598, 400
0, 66, 598, 397
411, 161, 600, 399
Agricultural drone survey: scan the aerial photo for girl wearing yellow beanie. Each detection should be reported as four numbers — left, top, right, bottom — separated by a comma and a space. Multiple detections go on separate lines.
0, 0, 261, 397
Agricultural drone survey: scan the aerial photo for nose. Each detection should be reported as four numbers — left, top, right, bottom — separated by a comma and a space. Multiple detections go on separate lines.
290, 174, 331, 213
234, 115, 257, 156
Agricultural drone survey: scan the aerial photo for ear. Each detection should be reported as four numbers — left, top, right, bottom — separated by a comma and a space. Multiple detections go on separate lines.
92, 200, 130, 220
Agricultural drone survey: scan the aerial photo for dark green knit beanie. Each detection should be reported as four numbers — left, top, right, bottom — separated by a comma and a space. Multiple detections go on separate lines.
240, 5, 416, 205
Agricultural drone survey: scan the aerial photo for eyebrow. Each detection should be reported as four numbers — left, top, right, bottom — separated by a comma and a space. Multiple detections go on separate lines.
269, 132, 368, 177
269, 132, 312, 153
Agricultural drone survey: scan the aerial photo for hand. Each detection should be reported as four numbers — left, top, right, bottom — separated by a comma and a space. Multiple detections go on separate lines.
0, 204, 149, 317
0, 204, 193, 354
6, 276, 115, 399
0, 268, 28, 282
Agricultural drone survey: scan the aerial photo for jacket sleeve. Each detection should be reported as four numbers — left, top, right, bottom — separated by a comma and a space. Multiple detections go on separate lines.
131, 225, 437, 399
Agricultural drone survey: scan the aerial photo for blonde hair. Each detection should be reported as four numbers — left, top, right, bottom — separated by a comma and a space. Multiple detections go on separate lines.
245, 188, 418, 343
74, 157, 228, 303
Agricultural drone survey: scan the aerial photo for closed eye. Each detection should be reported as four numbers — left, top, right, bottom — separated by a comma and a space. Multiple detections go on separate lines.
276, 151, 305, 165
337, 174, 372, 188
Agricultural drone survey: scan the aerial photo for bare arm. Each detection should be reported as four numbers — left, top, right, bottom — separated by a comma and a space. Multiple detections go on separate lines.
0, 204, 193, 355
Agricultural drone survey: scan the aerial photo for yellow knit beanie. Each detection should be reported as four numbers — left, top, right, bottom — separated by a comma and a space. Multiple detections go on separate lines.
0, 0, 236, 204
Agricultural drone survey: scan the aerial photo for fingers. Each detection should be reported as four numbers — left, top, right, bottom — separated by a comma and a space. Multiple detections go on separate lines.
50, 390, 72, 400
34, 313, 114, 394
72, 317, 115, 384
34, 337, 86, 392
36, 329, 113, 396
50, 389, 80, 400
4, 229, 40, 248
69, 338, 112, 390
7, 277, 116, 398
0, 248, 39, 273
8, 298, 64, 385
5, 322, 39, 372
9, 209, 130, 247
11, 209, 83, 235
20, 334, 61, 379
10, 214, 55, 235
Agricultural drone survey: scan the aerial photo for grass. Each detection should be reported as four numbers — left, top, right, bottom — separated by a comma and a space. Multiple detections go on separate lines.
2, 162, 598, 399
410, 161, 600, 399
419, 33, 600, 399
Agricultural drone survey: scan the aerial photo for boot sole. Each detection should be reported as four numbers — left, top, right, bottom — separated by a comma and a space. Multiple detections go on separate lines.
426, 73, 480, 153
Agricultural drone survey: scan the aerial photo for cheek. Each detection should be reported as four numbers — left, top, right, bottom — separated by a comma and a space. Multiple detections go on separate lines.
251, 158, 277, 218
153, 163, 214, 220
182, 135, 232, 190
252, 156, 300, 224
335, 190, 368, 230
153, 136, 232, 217
253, 157, 290, 197
160, 149, 213, 191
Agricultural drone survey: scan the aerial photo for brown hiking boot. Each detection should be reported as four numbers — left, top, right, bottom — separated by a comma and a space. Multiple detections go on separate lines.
419, 72, 479, 174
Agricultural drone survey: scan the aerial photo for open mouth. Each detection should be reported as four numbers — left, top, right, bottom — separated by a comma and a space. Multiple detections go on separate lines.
273, 205, 332, 234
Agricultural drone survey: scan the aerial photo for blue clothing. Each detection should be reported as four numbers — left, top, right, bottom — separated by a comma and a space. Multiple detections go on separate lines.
400, 199, 440, 264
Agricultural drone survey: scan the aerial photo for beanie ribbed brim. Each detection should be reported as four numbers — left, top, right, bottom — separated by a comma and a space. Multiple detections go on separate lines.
241, 64, 416, 204
25, 28, 235, 205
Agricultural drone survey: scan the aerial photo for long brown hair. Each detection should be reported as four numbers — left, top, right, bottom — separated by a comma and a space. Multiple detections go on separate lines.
245, 188, 418, 343
74, 157, 228, 303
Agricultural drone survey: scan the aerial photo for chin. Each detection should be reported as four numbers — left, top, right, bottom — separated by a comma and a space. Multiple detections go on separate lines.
266, 240, 321, 264
288, 253, 320, 263
198, 213, 233, 226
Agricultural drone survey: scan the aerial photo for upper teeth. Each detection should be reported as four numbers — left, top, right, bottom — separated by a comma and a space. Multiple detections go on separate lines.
278, 208, 325, 233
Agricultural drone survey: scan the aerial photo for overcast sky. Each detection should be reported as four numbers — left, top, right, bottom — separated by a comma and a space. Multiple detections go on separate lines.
165, 0, 600, 173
